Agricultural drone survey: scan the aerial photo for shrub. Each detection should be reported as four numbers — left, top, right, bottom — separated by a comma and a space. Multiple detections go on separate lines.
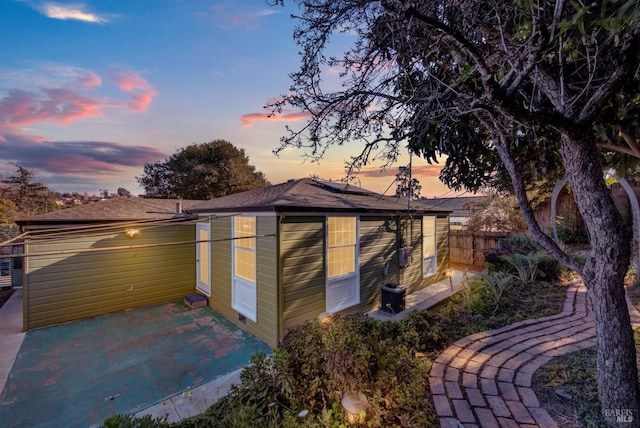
498, 234, 541, 254
478, 271, 514, 313
102, 414, 166, 428
176, 351, 282, 428
273, 314, 437, 427
486, 234, 562, 281
556, 225, 589, 244
500, 252, 542, 285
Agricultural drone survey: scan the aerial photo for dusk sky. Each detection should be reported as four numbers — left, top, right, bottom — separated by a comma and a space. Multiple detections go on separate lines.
0, 0, 458, 198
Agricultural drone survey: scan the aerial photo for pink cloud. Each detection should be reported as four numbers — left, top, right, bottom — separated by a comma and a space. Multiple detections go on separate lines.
0, 88, 102, 127
202, 2, 279, 29
42, 153, 122, 173
0, 133, 166, 177
80, 71, 102, 87
0, 67, 158, 141
112, 71, 153, 92
240, 111, 311, 127
111, 71, 157, 112
129, 93, 154, 112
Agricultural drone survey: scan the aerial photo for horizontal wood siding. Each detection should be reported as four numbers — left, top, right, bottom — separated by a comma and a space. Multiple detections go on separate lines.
209, 216, 278, 348
255, 217, 278, 348
279, 214, 450, 336
25, 224, 195, 329
280, 216, 325, 334
437, 216, 450, 274
395, 215, 450, 294
358, 217, 398, 312
209, 217, 232, 319
399, 217, 424, 293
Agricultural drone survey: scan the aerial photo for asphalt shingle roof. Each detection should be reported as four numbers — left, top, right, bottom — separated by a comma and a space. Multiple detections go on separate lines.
16, 198, 204, 224
421, 196, 487, 218
191, 178, 451, 214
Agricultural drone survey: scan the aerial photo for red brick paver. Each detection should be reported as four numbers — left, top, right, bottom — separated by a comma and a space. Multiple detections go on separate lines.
429, 280, 640, 427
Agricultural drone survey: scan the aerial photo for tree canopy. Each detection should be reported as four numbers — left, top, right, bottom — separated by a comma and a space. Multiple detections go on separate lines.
116, 187, 131, 198
1, 165, 54, 218
136, 140, 270, 199
0, 199, 17, 225
270, 0, 640, 423
394, 166, 421, 199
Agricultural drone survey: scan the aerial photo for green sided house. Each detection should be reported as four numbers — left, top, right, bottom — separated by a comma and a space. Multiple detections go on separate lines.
13, 180, 451, 348
189, 178, 451, 348
14, 198, 203, 330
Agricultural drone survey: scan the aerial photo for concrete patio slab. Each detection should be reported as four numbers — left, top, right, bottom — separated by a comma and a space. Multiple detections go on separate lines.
0, 288, 25, 396
1, 271, 472, 427
0, 298, 270, 428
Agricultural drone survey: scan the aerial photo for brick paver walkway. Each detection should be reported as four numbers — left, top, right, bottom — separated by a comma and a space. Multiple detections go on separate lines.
429, 280, 640, 428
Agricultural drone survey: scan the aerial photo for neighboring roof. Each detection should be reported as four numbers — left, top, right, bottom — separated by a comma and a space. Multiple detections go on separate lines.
422, 196, 488, 218
191, 178, 451, 215
15, 198, 204, 226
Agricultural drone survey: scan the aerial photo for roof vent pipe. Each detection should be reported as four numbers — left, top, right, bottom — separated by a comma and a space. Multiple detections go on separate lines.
176, 201, 182, 214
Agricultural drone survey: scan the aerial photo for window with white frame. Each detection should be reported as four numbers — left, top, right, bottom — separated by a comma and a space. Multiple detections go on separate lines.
232, 216, 257, 321
326, 216, 359, 313
423, 216, 437, 277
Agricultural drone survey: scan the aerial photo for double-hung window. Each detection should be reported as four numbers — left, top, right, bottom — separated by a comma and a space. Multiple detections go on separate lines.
423, 216, 437, 277
232, 216, 257, 321
326, 216, 359, 313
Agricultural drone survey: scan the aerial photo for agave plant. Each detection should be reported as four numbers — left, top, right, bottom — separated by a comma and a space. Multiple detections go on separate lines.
477, 271, 514, 314
499, 251, 545, 285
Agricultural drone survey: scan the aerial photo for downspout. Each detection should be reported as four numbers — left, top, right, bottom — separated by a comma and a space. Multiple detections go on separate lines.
277, 212, 285, 344
22, 237, 28, 332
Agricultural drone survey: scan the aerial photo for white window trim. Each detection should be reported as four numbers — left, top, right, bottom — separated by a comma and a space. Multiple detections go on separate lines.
325, 215, 360, 313
196, 222, 211, 297
231, 216, 257, 322
423, 216, 438, 278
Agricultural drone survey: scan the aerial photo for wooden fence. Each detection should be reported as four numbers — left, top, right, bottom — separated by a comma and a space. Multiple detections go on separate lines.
450, 230, 510, 271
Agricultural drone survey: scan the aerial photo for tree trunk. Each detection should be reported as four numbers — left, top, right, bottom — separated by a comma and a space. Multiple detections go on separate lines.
561, 132, 640, 427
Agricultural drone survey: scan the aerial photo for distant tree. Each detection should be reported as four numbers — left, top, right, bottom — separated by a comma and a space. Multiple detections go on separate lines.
0, 199, 17, 224
117, 187, 132, 198
137, 160, 172, 198
1, 165, 50, 216
465, 192, 526, 233
394, 166, 421, 199
137, 140, 270, 199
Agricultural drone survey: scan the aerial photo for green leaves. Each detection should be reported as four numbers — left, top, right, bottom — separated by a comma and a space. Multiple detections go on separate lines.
136, 140, 269, 199
477, 271, 514, 313
557, 0, 638, 37
499, 251, 544, 285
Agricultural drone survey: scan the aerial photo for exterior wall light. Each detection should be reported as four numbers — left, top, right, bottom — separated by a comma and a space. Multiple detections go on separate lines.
318, 312, 332, 324
126, 229, 139, 238
446, 268, 453, 290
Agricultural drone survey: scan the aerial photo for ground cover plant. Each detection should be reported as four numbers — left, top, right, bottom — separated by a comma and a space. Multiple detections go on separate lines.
103, 237, 569, 427
532, 284, 640, 428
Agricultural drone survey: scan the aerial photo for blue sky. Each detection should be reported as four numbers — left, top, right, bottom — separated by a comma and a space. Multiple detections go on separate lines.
0, 0, 455, 197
